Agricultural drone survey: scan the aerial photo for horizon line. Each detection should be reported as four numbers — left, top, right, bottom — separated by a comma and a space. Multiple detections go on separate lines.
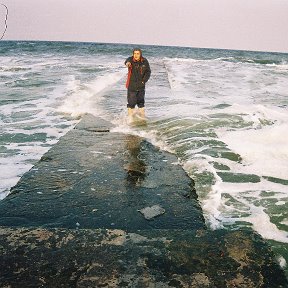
1, 39, 288, 55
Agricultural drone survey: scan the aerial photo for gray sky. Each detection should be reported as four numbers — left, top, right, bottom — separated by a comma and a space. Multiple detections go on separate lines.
1, 0, 288, 53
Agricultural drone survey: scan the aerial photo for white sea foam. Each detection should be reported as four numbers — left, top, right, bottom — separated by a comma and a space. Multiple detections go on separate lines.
186, 161, 288, 241
57, 71, 125, 117
164, 56, 288, 110
218, 178, 288, 195
183, 157, 224, 229
241, 205, 288, 243
277, 256, 287, 269
0, 77, 79, 199
217, 123, 288, 180
0, 155, 34, 200
111, 113, 172, 153
162, 56, 288, 246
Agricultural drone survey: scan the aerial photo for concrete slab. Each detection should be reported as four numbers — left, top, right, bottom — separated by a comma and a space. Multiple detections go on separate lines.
0, 114, 205, 231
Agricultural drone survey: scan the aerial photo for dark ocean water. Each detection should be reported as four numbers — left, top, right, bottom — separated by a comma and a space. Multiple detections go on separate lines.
1, 40, 288, 272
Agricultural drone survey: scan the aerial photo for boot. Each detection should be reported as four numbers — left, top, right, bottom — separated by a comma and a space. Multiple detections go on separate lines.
138, 107, 145, 118
128, 108, 134, 117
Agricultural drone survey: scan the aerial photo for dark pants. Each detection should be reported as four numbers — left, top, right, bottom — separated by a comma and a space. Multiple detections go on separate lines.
127, 90, 145, 108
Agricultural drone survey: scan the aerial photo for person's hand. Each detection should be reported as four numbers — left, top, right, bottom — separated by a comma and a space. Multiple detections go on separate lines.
126, 62, 131, 68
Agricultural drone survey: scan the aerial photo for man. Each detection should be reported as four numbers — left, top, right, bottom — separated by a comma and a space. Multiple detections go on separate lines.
125, 48, 151, 118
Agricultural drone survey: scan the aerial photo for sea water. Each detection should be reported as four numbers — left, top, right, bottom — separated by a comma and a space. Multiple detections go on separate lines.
1, 41, 288, 272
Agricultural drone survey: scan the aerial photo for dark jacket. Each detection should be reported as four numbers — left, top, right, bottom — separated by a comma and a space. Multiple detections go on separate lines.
125, 56, 151, 91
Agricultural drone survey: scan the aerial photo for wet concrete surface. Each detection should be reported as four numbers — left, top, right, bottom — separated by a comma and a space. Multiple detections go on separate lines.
0, 114, 287, 287
0, 114, 204, 231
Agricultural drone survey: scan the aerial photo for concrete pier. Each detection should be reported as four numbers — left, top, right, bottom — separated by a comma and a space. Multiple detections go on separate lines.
0, 114, 287, 287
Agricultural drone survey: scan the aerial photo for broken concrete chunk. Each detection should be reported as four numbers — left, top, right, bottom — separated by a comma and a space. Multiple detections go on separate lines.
74, 114, 113, 132
138, 205, 165, 220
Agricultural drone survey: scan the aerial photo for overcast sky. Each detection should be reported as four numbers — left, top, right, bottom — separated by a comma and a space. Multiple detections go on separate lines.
1, 0, 288, 53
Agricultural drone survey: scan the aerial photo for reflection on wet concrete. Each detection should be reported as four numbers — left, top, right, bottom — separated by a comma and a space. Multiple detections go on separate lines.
124, 135, 147, 186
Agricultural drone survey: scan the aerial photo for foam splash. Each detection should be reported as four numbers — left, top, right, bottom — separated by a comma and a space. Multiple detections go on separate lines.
57, 71, 125, 117
217, 123, 288, 180
183, 157, 224, 229
241, 205, 288, 243
277, 256, 287, 269
110, 112, 172, 153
